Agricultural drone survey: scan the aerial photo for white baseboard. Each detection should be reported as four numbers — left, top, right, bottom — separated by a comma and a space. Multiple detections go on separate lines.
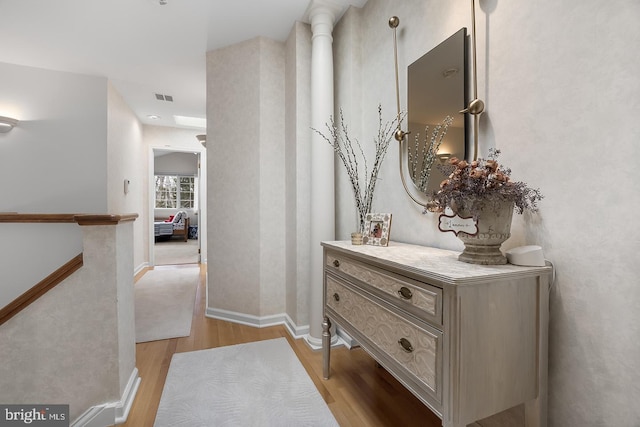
205, 306, 362, 354
115, 369, 141, 424
134, 262, 149, 276
284, 313, 310, 338
303, 328, 355, 351
205, 307, 309, 340
336, 327, 359, 349
205, 307, 360, 351
71, 368, 140, 427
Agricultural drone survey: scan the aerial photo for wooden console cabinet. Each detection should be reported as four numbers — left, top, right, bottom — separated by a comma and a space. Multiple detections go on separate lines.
321, 241, 551, 427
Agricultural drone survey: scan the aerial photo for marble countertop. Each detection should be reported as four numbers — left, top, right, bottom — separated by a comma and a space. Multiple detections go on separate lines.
322, 241, 551, 286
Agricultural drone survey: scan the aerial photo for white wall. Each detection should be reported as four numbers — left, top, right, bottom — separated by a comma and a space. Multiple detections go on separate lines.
0, 62, 108, 307
332, 1, 639, 425
107, 83, 148, 272
154, 151, 198, 175
0, 63, 108, 213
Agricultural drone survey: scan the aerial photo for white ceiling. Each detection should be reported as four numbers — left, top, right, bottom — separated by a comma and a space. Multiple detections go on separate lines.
0, 0, 367, 130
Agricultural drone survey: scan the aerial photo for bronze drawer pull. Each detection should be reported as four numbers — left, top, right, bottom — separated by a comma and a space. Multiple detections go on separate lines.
397, 286, 413, 300
333, 259, 340, 268
398, 337, 414, 353
333, 293, 340, 302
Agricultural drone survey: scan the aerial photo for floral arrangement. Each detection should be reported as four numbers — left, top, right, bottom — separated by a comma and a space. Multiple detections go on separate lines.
313, 105, 403, 233
432, 148, 543, 216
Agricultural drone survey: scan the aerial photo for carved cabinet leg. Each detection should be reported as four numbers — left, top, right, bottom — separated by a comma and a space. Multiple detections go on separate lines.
322, 316, 332, 380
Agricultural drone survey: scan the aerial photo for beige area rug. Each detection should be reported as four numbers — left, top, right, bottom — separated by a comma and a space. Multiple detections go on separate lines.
135, 267, 199, 343
154, 338, 339, 427
154, 238, 199, 265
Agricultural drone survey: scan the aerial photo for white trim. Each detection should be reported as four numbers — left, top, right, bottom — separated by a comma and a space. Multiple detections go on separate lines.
304, 333, 323, 350
134, 262, 149, 276
115, 368, 141, 424
336, 326, 358, 349
205, 307, 359, 350
70, 368, 140, 427
205, 308, 309, 340
284, 313, 310, 338
303, 327, 353, 351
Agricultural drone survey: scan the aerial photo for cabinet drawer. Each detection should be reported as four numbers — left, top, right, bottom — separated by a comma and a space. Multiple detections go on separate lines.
327, 251, 442, 326
326, 274, 441, 399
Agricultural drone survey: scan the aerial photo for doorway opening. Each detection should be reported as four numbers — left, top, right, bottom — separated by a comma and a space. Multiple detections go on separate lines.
150, 148, 206, 266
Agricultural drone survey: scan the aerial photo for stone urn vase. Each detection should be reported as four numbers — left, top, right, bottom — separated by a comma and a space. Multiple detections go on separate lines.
453, 197, 515, 265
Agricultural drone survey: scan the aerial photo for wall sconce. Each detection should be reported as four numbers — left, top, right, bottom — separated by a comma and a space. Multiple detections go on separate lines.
196, 134, 206, 147
437, 153, 451, 163
0, 116, 18, 133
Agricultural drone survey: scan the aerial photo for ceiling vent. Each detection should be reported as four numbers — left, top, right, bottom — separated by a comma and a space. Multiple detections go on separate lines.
154, 93, 174, 102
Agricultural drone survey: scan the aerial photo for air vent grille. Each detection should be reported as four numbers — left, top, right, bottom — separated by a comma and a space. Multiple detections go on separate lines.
154, 93, 174, 102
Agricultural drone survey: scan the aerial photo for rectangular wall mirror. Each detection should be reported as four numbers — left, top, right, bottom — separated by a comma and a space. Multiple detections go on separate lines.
407, 27, 468, 196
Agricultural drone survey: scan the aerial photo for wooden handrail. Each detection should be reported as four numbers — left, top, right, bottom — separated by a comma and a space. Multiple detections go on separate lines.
0, 254, 84, 327
0, 213, 138, 225
0, 213, 76, 223
75, 213, 138, 225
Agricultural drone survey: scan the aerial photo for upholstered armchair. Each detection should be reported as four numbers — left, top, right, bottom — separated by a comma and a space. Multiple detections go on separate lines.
170, 211, 189, 242
154, 210, 189, 241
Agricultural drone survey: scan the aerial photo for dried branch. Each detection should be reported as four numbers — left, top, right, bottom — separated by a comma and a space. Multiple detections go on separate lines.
409, 115, 453, 192
312, 105, 404, 232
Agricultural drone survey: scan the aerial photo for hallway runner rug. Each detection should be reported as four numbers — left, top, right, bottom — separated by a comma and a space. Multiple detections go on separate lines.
153, 338, 339, 426
134, 266, 199, 343
154, 238, 199, 265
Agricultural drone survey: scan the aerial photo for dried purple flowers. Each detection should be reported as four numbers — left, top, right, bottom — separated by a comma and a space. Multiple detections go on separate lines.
433, 148, 543, 216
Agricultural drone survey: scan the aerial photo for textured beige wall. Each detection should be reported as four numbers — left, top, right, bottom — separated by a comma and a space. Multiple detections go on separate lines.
207, 37, 287, 317
333, 0, 639, 425
207, 38, 261, 315
285, 21, 312, 329
258, 37, 287, 316
0, 222, 136, 421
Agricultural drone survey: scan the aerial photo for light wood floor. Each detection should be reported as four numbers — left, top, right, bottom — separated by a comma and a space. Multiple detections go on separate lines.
120, 264, 442, 427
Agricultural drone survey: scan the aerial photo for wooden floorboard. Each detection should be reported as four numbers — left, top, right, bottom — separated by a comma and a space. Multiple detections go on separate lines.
119, 263, 441, 427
